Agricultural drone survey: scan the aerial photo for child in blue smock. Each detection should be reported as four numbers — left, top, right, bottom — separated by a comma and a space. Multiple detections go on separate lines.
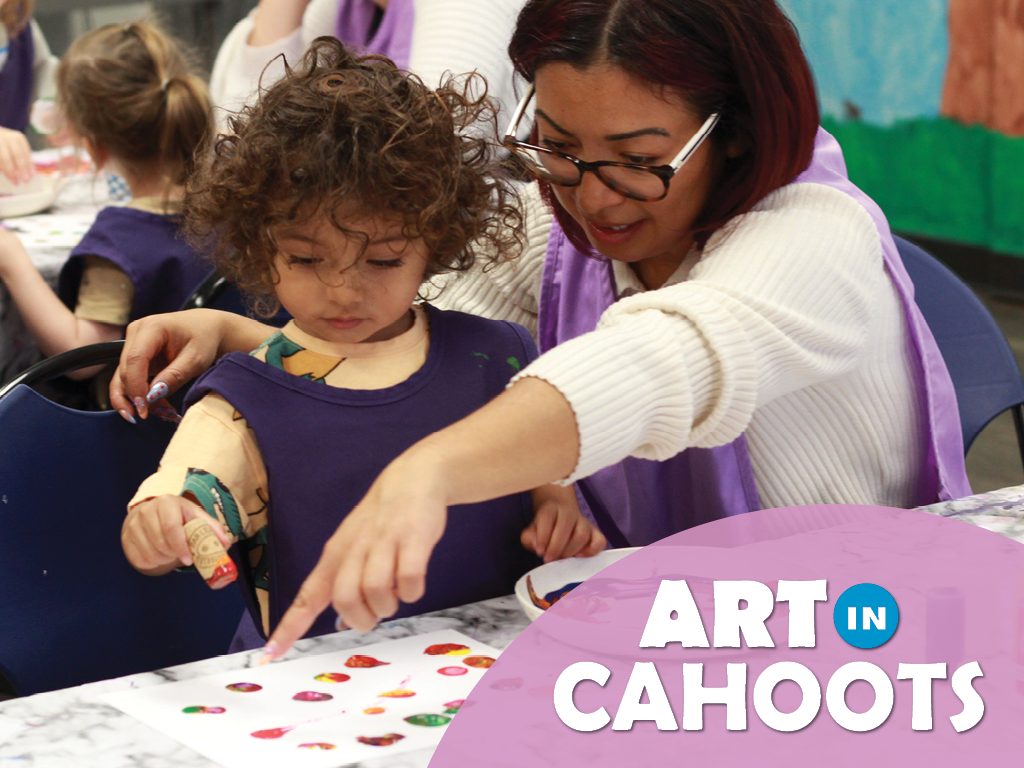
0, 0, 57, 183
0, 21, 211, 382
121, 38, 605, 647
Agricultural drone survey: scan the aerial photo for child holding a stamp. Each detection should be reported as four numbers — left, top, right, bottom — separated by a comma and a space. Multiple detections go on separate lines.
121, 38, 605, 648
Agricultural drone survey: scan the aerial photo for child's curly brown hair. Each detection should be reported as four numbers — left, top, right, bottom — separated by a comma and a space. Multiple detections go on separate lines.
186, 36, 523, 316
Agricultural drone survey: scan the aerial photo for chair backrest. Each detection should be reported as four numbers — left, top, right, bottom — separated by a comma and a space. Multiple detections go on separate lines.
180, 269, 291, 327
0, 342, 244, 695
894, 236, 1024, 454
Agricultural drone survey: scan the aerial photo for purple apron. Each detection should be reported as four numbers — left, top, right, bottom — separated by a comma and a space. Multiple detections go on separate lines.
0, 23, 35, 132
58, 207, 210, 322
188, 305, 540, 642
538, 127, 970, 547
335, 0, 415, 70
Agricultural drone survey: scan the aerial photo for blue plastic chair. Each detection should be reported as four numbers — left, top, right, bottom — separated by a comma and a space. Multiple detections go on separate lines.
0, 342, 245, 695
894, 235, 1024, 464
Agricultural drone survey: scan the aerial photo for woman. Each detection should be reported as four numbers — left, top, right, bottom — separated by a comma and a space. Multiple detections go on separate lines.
113, 0, 970, 653
209, 0, 525, 130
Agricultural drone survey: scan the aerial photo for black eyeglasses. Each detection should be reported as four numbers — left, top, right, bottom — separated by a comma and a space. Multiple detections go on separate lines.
502, 83, 720, 202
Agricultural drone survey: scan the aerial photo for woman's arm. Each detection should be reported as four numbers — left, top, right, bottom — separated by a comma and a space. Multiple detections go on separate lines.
110, 310, 275, 420
0, 229, 123, 368
208, 0, 336, 116
265, 374, 579, 652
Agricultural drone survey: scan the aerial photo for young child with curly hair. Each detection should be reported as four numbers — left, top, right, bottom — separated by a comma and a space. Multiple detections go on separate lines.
0, 21, 212, 376
122, 37, 605, 648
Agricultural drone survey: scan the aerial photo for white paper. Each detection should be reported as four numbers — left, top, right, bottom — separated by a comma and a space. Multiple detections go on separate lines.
1, 211, 97, 248
101, 630, 500, 768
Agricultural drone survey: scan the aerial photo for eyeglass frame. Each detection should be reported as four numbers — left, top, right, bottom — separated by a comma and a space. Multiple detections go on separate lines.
502, 82, 721, 203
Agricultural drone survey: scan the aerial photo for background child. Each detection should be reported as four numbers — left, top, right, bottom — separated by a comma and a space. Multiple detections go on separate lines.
0, 0, 57, 183
0, 21, 213, 385
121, 38, 605, 648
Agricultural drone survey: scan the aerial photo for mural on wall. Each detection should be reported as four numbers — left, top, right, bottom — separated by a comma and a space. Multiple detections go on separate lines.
780, 0, 1024, 259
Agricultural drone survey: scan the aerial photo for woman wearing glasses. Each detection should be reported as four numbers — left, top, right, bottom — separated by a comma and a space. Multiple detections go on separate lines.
112, 0, 970, 648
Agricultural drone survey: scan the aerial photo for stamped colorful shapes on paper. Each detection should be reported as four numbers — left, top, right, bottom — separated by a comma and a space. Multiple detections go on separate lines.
345, 655, 389, 667
437, 666, 468, 676
357, 733, 405, 747
313, 672, 351, 683
378, 689, 416, 698
225, 682, 261, 692
251, 726, 293, 739
444, 699, 465, 714
363, 707, 386, 714
404, 713, 452, 727
298, 743, 336, 750
423, 643, 470, 656
293, 691, 333, 702
462, 656, 495, 669
182, 706, 225, 714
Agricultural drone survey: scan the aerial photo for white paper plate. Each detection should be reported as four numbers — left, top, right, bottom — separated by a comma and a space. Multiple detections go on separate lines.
0, 173, 63, 218
515, 547, 641, 621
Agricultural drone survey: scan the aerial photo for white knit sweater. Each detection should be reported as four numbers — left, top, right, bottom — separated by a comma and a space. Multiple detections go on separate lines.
432, 182, 926, 510
209, 0, 524, 131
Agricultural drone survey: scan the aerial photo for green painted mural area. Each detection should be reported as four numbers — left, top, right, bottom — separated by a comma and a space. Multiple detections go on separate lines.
822, 116, 1024, 258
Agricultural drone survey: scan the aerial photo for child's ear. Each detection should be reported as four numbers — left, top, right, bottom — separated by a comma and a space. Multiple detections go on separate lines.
82, 138, 108, 170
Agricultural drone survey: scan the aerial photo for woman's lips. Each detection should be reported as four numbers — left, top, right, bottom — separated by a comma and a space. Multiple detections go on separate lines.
585, 218, 643, 245
326, 318, 363, 330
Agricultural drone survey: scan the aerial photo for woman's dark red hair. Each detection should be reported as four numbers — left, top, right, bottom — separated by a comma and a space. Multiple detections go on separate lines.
508, 0, 819, 251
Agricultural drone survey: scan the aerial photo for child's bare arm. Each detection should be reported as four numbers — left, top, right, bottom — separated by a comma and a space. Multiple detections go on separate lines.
122, 494, 232, 576
523, 483, 607, 562
0, 228, 123, 369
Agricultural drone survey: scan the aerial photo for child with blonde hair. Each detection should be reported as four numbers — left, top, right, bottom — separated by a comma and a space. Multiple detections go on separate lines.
121, 38, 605, 648
0, 21, 211, 386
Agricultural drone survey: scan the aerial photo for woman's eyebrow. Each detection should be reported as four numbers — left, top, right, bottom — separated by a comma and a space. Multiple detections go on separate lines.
536, 109, 670, 141
536, 108, 573, 135
605, 127, 671, 141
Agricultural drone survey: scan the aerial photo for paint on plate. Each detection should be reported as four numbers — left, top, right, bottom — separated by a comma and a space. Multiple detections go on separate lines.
423, 643, 470, 656
182, 706, 225, 714
363, 707, 386, 714
226, 683, 262, 692
345, 655, 389, 668
462, 656, 495, 669
378, 689, 415, 698
293, 691, 333, 702
437, 666, 467, 676
314, 672, 351, 683
252, 726, 294, 739
357, 733, 405, 747
298, 743, 336, 750
404, 713, 451, 727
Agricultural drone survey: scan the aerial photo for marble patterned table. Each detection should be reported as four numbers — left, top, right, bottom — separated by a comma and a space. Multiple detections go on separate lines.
2, 487, 1024, 768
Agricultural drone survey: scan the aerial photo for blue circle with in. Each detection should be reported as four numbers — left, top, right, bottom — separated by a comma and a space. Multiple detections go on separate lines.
833, 583, 899, 649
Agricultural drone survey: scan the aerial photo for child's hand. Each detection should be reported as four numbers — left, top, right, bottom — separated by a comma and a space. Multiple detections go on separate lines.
523, 484, 607, 563
0, 127, 33, 185
121, 494, 232, 575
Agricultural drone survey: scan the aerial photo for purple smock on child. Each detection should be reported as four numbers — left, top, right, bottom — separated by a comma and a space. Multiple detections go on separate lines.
58, 207, 210, 321
0, 23, 35, 132
187, 304, 541, 645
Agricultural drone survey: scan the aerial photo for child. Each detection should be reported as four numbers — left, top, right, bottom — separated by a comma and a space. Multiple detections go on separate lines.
0, 0, 57, 183
121, 38, 605, 647
0, 21, 212, 381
